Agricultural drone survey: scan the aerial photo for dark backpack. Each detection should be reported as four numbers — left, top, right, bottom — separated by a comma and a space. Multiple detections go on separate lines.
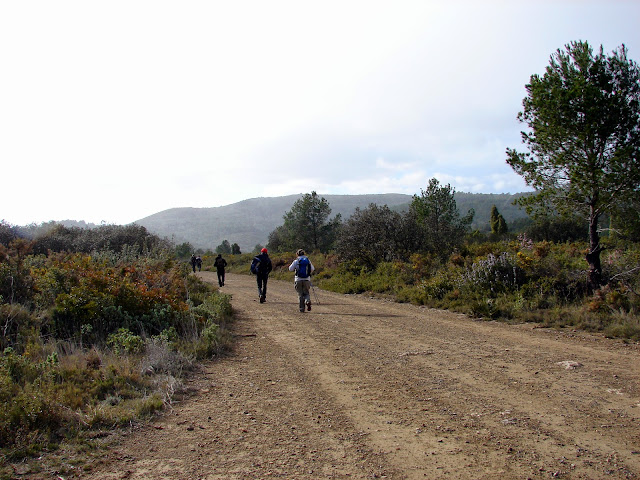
296, 256, 311, 278
250, 256, 260, 274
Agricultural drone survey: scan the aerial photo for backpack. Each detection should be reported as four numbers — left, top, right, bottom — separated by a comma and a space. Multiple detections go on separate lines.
296, 256, 311, 278
250, 256, 260, 274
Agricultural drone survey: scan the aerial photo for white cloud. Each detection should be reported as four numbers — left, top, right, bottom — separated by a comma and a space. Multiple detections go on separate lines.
0, 1, 638, 224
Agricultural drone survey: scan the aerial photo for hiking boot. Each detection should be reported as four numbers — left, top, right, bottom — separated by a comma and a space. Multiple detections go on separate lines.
260, 295, 265, 303
299, 308, 305, 312
306, 302, 311, 311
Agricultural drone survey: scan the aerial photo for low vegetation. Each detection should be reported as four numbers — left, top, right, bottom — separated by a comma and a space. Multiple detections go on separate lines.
321, 238, 640, 340
0, 226, 233, 476
206, 237, 640, 342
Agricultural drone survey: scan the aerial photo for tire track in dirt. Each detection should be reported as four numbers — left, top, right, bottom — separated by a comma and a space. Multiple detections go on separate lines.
80, 272, 639, 480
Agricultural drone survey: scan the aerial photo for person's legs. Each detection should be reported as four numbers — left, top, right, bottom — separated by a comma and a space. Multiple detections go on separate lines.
295, 280, 311, 311
295, 281, 305, 311
302, 280, 311, 310
258, 275, 268, 302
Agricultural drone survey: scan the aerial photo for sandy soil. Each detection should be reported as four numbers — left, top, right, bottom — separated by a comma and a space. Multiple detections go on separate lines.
77, 271, 639, 480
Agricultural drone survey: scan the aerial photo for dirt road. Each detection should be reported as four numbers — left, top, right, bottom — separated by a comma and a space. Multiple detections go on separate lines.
83, 272, 639, 479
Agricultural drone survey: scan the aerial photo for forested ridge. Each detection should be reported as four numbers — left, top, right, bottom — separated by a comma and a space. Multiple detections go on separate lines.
132, 192, 530, 252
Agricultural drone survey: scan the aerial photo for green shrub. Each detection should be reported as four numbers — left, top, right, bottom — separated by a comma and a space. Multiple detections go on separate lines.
107, 329, 145, 355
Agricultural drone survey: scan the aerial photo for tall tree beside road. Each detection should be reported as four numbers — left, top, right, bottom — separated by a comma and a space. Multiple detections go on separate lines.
410, 178, 474, 258
267, 192, 341, 253
506, 41, 640, 290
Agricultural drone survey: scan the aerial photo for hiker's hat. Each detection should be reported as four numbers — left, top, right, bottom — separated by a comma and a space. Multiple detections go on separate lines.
261, 248, 268, 253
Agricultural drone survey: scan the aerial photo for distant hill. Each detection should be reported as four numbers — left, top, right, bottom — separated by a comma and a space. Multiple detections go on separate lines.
135, 194, 411, 252
135, 192, 530, 252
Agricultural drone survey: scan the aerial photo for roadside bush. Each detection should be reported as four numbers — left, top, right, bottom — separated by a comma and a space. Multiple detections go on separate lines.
0, 303, 41, 352
327, 237, 638, 335
140, 335, 194, 378
30, 253, 191, 346
460, 252, 524, 295
0, 243, 235, 464
604, 311, 640, 340
186, 291, 233, 359
0, 348, 71, 458
0, 240, 35, 307
107, 329, 145, 355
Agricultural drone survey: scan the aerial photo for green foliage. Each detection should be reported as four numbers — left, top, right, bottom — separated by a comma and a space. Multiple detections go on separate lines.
321, 239, 639, 336
610, 197, 640, 242
184, 291, 233, 359
30, 253, 190, 344
336, 204, 405, 270
107, 329, 145, 355
216, 240, 232, 254
0, 240, 35, 309
0, 242, 235, 462
0, 221, 19, 247
30, 223, 169, 256
525, 214, 588, 242
490, 205, 508, 235
231, 242, 241, 254
410, 178, 474, 258
506, 41, 640, 287
268, 191, 341, 253
0, 303, 41, 351
175, 242, 194, 259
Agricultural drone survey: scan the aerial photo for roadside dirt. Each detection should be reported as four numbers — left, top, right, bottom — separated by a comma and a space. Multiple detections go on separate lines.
79, 271, 639, 479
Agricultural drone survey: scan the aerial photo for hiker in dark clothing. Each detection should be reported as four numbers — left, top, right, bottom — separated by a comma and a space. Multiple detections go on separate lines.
213, 254, 227, 287
195, 256, 202, 272
190, 254, 197, 273
251, 248, 273, 303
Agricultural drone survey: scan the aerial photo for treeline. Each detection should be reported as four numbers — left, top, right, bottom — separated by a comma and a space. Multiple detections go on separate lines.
0, 221, 232, 470
257, 183, 639, 341
263, 182, 595, 263
1, 221, 170, 256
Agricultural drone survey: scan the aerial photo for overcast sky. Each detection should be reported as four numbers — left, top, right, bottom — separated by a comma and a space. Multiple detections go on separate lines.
2, 1, 639, 225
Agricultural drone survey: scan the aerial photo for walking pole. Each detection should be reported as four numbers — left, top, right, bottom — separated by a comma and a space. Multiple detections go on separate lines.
310, 279, 320, 305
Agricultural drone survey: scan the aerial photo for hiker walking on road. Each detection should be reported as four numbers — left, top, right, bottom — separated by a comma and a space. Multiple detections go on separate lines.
195, 256, 202, 272
251, 248, 272, 303
213, 254, 227, 287
190, 254, 197, 273
289, 249, 315, 312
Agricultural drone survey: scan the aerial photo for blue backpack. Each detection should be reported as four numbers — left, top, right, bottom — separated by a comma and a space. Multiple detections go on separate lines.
297, 256, 311, 278
250, 256, 260, 274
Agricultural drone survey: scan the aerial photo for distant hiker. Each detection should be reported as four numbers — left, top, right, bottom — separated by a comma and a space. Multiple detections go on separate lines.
289, 249, 315, 312
190, 254, 197, 273
213, 254, 227, 287
195, 256, 202, 272
251, 248, 272, 303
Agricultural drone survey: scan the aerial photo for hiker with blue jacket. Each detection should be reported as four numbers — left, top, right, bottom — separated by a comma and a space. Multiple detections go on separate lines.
251, 248, 273, 303
289, 249, 315, 312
